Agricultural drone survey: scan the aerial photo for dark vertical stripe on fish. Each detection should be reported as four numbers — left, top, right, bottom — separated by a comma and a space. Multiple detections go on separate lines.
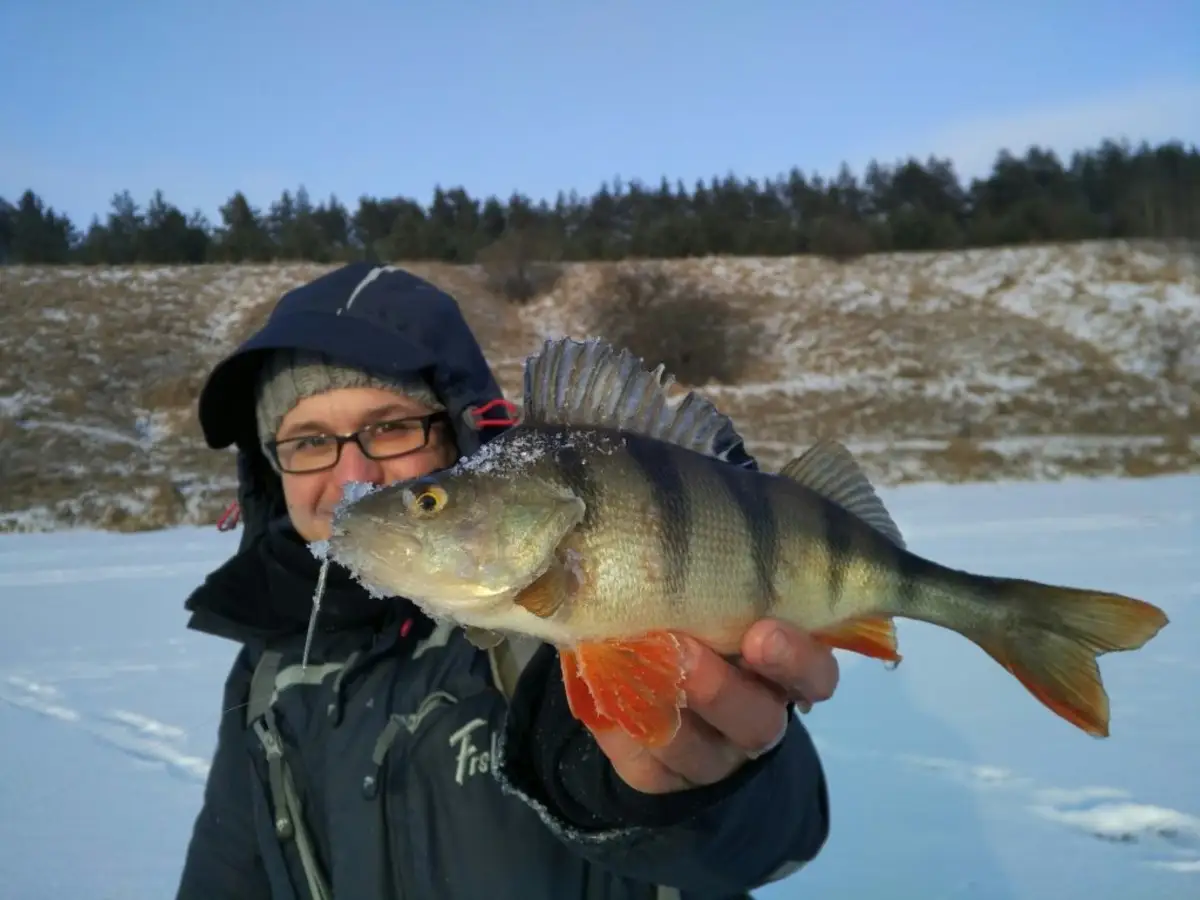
552, 439, 601, 529
624, 436, 691, 605
713, 463, 778, 616
822, 499, 855, 611
895, 547, 923, 612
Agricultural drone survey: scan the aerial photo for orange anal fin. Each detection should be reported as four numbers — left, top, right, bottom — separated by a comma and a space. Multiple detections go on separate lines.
574, 632, 686, 748
559, 649, 616, 733
812, 616, 902, 663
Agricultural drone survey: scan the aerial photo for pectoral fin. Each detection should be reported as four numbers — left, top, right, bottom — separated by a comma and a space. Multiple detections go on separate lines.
515, 547, 587, 618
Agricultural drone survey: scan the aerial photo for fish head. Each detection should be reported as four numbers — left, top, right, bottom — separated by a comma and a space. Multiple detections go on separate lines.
324, 463, 586, 618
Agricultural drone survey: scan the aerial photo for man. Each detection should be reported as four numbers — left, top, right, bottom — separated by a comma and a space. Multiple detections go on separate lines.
177, 262, 835, 899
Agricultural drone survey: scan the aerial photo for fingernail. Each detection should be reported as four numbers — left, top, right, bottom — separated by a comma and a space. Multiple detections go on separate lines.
795, 698, 813, 715
764, 629, 790, 668
679, 637, 701, 674
747, 714, 790, 760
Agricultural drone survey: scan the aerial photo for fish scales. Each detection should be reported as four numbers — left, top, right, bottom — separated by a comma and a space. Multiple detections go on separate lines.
748, 452, 909, 628
709, 459, 780, 620
541, 427, 905, 645
621, 433, 693, 613
778, 484, 908, 622
536, 429, 756, 639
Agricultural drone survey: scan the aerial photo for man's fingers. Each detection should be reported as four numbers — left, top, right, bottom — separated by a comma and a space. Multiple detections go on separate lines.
591, 623, 840, 795
591, 727, 693, 794
643, 713, 747, 787
746, 715, 790, 759
678, 636, 791, 758
740, 619, 839, 705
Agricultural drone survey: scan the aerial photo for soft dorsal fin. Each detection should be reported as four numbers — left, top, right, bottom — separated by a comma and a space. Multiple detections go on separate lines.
521, 336, 751, 464
779, 439, 907, 548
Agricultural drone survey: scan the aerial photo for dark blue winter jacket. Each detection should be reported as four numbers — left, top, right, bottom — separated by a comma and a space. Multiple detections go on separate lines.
176, 263, 831, 900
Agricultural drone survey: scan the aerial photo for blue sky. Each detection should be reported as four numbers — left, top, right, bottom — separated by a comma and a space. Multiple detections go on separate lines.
2, 0, 1197, 228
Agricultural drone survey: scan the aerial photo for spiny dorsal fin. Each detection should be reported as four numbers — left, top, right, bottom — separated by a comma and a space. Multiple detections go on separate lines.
521, 336, 751, 465
779, 439, 907, 548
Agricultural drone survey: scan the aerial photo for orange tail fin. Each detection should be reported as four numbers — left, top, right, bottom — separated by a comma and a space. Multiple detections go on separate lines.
964, 581, 1168, 738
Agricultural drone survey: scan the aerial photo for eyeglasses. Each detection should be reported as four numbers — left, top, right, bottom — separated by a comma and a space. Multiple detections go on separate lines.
266, 411, 452, 474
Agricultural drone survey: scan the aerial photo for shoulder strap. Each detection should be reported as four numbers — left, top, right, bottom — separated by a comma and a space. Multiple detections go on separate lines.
246, 649, 333, 900
246, 649, 283, 725
487, 635, 542, 699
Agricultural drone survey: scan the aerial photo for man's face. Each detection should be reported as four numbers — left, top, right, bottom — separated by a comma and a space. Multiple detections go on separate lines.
272, 387, 458, 542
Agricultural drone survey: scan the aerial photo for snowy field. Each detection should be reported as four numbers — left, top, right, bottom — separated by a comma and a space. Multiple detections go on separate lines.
0, 473, 1197, 899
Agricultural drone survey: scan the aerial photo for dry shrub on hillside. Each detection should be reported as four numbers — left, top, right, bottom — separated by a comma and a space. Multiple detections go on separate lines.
477, 227, 563, 304
1153, 309, 1199, 387
810, 215, 874, 262
588, 267, 765, 385
139, 371, 207, 410
938, 436, 1006, 479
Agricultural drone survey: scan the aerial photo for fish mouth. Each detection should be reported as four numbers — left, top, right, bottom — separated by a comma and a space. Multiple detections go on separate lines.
407, 556, 556, 618
326, 526, 422, 565
421, 559, 546, 609
323, 527, 537, 614
433, 583, 524, 613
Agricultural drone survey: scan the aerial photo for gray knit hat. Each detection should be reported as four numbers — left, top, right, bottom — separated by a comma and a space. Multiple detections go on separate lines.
254, 349, 444, 458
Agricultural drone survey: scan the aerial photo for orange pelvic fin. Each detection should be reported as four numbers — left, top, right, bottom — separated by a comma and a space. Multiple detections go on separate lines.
571, 632, 687, 748
811, 615, 902, 663
559, 648, 616, 733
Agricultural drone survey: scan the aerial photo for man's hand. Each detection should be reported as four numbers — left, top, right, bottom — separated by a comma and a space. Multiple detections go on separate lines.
589, 620, 839, 794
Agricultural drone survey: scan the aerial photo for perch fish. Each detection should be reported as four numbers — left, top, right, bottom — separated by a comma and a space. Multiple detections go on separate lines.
321, 336, 1169, 748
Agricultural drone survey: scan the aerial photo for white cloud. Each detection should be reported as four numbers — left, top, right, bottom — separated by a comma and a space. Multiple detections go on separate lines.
896, 80, 1200, 180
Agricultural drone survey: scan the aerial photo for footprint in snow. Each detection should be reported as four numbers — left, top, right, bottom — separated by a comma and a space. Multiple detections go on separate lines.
1030, 786, 1200, 853
92, 709, 210, 782
0, 673, 209, 783
0, 675, 80, 723
895, 753, 1200, 873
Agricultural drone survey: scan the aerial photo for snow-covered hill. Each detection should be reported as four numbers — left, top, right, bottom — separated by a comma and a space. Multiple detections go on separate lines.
1, 240, 1197, 532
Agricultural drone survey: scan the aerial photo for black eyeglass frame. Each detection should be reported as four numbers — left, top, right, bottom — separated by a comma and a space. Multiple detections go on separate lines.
265, 410, 452, 474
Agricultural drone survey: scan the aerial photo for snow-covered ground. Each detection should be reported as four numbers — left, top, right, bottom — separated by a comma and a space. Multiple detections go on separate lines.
0, 474, 1196, 899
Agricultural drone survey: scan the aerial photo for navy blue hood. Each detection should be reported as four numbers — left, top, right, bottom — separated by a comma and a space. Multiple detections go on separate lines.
199, 263, 507, 454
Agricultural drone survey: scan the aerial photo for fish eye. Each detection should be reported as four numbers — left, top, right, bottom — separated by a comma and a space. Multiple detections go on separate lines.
409, 484, 448, 515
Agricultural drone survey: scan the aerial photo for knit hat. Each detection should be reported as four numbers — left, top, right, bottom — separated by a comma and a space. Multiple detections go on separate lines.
254, 349, 444, 459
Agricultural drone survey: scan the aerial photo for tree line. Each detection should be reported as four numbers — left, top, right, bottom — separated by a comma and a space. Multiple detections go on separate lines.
2, 138, 1197, 267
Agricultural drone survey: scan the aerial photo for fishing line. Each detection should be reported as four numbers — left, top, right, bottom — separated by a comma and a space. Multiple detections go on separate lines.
302, 556, 329, 670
